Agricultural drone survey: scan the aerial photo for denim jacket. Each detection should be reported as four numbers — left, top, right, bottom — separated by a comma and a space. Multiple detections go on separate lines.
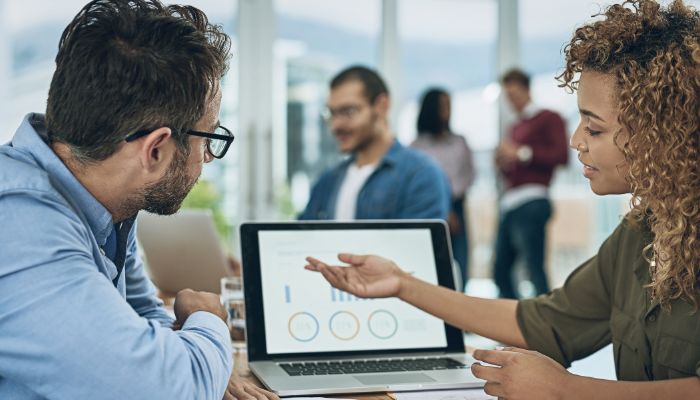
299, 140, 450, 220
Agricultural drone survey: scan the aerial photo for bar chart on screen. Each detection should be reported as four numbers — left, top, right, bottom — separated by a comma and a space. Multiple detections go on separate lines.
285, 285, 292, 303
330, 287, 370, 302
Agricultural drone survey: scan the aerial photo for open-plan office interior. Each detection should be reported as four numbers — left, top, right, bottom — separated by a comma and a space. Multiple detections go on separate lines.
0, 0, 644, 287
3, 0, 699, 396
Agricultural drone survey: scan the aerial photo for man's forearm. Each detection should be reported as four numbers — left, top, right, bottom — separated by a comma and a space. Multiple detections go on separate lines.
398, 275, 527, 347
566, 375, 700, 400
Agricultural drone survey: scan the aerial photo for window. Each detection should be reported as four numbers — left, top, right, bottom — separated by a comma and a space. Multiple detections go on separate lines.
1, 0, 91, 143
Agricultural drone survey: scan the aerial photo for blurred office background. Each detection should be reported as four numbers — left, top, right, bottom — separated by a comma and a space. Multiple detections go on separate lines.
7, 0, 696, 380
3, 0, 675, 293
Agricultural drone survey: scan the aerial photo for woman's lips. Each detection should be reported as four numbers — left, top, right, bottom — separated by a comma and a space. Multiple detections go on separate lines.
582, 163, 598, 178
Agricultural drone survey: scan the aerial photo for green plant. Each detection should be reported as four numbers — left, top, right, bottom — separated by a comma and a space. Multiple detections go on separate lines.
181, 180, 231, 247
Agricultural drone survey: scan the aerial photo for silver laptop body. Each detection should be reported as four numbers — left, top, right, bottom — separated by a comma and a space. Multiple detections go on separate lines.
137, 209, 230, 296
240, 220, 483, 396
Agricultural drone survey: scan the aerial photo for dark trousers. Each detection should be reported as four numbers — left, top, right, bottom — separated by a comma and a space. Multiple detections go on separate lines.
451, 198, 469, 291
493, 198, 552, 299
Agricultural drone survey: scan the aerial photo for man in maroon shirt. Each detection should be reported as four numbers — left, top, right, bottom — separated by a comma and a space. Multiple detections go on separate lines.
493, 69, 568, 298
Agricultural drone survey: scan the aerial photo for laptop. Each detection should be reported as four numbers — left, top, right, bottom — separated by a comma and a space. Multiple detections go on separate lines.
240, 220, 483, 396
137, 209, 231, 296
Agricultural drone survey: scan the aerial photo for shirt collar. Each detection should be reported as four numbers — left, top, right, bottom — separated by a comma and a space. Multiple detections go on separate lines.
380, 139, 403, 167
519, 102, 542, 120
631, 217, 654, 285
341, 139, 403, 171
12, 113, 114, 246
628, 218, 660, 316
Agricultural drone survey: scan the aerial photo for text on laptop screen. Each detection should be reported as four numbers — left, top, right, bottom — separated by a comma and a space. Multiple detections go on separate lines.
258, 229, 448, 355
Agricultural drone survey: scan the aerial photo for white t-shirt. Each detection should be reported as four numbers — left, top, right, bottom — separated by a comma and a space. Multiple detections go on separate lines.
334, 163, 377, 220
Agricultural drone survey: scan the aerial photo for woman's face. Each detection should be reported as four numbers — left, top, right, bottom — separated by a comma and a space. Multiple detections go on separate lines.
570, 70, 631, 195
438, 94, 451, 124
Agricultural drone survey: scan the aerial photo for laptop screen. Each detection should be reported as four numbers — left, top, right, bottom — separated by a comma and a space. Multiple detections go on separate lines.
257, 228, 448, 355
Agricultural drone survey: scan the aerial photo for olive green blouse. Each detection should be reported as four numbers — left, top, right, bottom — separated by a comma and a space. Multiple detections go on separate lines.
517, 217, 700, 381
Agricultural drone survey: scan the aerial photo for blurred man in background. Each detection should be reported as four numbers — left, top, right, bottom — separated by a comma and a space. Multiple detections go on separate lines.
300, 65, 450, 221
493, 68, 568, 299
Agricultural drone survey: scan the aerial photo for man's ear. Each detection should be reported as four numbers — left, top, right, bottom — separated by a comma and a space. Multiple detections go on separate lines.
136, 127, 174, 173
373, 93, 390, 118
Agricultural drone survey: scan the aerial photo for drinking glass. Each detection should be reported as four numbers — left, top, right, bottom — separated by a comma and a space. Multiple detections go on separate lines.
220, 276, 249, 375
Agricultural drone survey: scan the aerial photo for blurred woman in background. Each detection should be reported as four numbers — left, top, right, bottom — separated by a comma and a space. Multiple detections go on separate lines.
411, 88, 475, 291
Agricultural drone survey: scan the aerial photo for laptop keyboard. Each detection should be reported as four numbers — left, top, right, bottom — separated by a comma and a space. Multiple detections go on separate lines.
279, 357, 468, 376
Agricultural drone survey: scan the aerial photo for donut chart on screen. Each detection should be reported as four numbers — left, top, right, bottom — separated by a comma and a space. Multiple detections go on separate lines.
368, 309, 398, 339
328, 311, 360, 340
287, 312, 319, 342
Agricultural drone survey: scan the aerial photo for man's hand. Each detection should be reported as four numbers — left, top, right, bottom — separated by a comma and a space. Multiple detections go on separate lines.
172, 289, 227, 330
305, 253, 408, 299
223, 375, 279, 400
495, 139, 519, 170
471, 347, 573, 400
447, 210, 462, 235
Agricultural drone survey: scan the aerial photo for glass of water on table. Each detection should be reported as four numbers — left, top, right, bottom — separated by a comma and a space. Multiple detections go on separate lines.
220, 276, 248, 375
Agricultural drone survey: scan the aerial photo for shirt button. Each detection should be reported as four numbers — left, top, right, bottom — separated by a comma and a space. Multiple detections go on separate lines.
646, 314, 657, 323
99, 247, 106, 256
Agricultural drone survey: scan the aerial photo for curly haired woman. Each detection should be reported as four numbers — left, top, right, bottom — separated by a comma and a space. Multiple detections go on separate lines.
305, 1, 700, 398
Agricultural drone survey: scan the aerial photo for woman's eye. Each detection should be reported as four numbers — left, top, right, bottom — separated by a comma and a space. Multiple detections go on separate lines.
585, 126, 602, 136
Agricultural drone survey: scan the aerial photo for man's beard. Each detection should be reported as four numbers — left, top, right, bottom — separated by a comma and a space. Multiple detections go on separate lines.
335, 111, 380, 154
142, 145, 198, 215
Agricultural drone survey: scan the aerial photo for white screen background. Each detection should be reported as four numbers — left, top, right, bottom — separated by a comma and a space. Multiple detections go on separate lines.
258, 228, 448, 354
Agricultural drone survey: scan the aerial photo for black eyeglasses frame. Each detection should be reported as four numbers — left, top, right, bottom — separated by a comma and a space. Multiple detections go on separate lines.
124, 126, 234, 159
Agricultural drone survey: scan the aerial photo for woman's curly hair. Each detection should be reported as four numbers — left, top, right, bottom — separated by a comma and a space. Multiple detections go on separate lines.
558, 0, 700, 310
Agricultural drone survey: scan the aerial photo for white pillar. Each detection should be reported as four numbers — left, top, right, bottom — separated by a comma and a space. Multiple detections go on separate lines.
380, 0, 401, 130
497, 0, 519, 138
237, 0, 276, 220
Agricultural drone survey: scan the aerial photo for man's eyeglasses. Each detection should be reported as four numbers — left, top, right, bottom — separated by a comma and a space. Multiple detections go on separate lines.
124, 126, 234, 159
321, 104, 364, 123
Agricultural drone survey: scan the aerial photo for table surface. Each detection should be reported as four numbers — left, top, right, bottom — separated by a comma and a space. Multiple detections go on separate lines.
238, 373, 394, 399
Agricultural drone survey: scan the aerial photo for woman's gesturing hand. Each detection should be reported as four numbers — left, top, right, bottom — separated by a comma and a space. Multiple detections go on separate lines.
304, 253, 407, 299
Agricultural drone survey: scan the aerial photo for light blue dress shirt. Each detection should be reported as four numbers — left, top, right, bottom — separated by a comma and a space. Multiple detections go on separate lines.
0, 114, 233, 400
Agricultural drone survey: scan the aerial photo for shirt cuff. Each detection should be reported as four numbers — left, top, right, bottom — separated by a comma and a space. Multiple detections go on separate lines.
516, 299, 569, 367
182, 311, 230, 342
